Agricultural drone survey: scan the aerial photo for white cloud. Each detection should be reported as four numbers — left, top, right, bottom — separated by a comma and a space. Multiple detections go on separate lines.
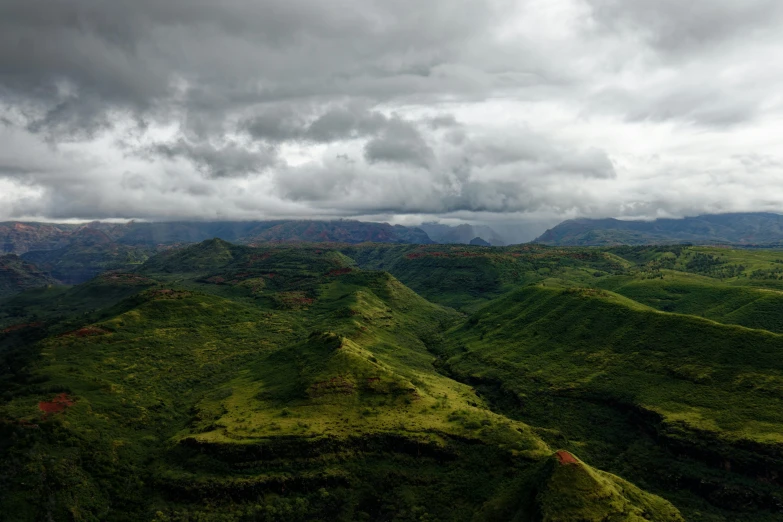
1, 0, 782, 239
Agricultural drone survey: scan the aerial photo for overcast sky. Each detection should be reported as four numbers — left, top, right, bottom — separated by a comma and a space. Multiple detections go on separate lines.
1, 0, 782, 240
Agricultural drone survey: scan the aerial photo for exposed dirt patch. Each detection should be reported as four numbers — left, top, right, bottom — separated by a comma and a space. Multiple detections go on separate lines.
273, 291, 315, 309
98, 272, 155, 285
326, 267, 353, 276
149, 289, 192, 299
38, 393, 75, 416
2, 322, 43, 334
308, 376, 356, 397
556, 450, 578, 465
60, 326, 109, 338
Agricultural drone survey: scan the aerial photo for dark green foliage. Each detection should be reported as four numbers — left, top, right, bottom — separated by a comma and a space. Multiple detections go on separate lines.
7, 239, 783, 520
0, 254, 57, 298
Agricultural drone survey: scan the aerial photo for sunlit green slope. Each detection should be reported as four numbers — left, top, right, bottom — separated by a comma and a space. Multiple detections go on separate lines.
441, 284, 783, 520
0, 241, 683, 521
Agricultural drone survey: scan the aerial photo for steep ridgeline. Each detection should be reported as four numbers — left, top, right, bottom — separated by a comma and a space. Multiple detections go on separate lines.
0, 240, 682, 522
535, 212, 783, 246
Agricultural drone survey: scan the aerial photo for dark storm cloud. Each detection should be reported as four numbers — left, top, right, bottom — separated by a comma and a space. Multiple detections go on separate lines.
152, 140, 278, 178
0, 0, 508, 138
306, 105, 390, 143
242, 103, 391, 144
427, 114, 461, 129
270, 127, 617, 216
364, 118, 434, 168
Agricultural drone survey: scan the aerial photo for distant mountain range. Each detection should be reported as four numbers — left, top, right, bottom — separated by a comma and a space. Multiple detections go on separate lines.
8, 213, 783, 290
418, 222, 506, 246
0, 220, 434, 255
0, 220, 436, 285
535, 212, 783, 246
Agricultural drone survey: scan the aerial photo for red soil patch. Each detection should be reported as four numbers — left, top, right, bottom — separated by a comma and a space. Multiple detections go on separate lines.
99, 272, 154, 284
60, 326, 109, 338
308, 376, 355, 397
556, 450, 578, 465
38, 393, 74, 415
2, 322, 43, 334
148, 289, 191, 299
404, 251, 487, 260
327, 267, 353, 276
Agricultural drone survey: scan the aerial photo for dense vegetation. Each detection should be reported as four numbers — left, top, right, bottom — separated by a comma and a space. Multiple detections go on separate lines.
0, 254, 57, 298
3, 240, 783, 520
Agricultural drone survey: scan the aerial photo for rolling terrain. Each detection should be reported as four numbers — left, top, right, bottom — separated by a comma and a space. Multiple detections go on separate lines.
2, 241, 783, 520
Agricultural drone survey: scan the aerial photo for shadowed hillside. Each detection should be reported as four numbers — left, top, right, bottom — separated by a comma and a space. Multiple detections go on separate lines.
0, 255, 57, 298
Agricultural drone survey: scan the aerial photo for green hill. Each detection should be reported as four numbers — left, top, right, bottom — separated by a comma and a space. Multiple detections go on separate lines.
440, 284, 783, 519
8, 240, 783, 520
0, 242, 686, 521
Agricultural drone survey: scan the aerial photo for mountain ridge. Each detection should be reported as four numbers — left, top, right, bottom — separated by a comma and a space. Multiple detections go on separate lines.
0, 219, 435, 256
535, 212, 783, 246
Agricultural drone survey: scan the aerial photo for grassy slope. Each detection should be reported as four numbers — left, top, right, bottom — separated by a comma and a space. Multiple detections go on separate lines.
441, 284, 783, 520
344, 244, 627, 312
600, 246, 783, 332
10, 240, 783, 520
0, 242, 682, 521
598, 272, 783, 333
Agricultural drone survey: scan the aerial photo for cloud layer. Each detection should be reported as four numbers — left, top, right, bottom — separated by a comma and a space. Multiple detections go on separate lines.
2, 0, 783, 239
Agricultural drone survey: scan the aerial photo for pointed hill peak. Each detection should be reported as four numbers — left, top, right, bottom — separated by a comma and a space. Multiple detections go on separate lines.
535, 450, 684, 521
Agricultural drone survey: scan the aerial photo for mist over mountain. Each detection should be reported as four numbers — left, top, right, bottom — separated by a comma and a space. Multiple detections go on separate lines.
418, 222, 507, 246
